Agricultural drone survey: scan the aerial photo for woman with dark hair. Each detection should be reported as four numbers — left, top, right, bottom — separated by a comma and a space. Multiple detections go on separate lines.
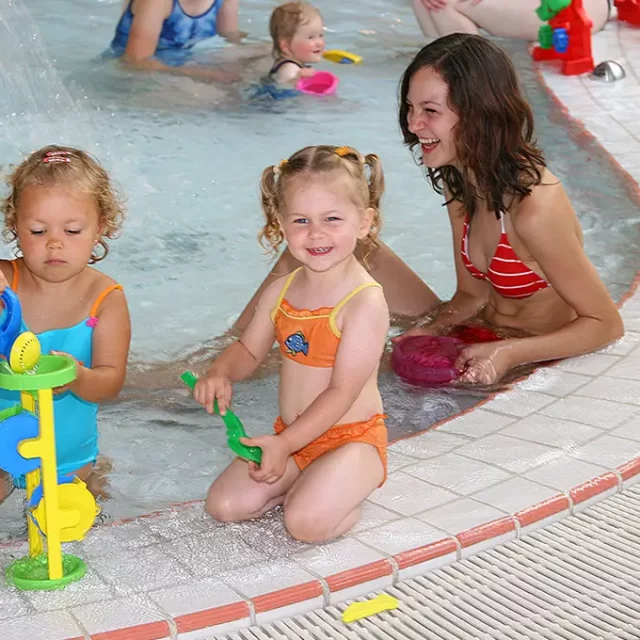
395, 33, 622, 384
236, 34, 622, 385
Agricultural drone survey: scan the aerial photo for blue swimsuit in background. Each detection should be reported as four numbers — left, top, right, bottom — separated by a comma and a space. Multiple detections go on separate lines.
108, 0, 223, 66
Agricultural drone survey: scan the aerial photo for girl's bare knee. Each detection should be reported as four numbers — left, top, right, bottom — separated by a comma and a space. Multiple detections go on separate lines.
284, 504, 337, 543
205, 493, 240, 523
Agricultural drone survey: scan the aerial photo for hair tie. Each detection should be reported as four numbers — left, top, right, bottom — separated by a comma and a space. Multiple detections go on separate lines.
273, 158, 288, 178
42, 150, 71, 164
335, 146, 352, 157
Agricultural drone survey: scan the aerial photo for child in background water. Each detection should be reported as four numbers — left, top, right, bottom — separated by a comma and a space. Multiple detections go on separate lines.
268, 2, 325, 84
0, 145, 131, 503
193, 145, 389, 543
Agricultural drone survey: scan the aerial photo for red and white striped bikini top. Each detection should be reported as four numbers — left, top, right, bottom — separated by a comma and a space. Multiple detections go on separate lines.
461, 211, 549, 299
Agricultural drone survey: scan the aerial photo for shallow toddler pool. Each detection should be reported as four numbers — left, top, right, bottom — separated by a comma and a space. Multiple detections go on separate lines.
0, 0, 638, 535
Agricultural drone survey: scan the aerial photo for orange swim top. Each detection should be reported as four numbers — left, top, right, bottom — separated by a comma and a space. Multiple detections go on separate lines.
271, 267, 382, 368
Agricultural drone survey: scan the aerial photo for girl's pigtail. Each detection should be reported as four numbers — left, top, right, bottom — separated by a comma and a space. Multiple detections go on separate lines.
364, 153, 384, 247
258, 165, 284, 255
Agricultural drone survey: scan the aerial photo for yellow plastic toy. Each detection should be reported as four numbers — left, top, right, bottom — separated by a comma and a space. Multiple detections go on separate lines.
0, 288, 98, 590
323, 49, 363, 65
342, 594, 399, 623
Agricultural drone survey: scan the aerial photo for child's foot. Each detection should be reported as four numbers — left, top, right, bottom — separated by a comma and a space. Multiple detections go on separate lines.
0, 470, 14, 505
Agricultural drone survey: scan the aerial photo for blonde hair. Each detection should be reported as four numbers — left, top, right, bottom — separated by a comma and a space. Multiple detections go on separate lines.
269, 2, 322, 58
259, 145, 384, 261
1, 144, 125, 263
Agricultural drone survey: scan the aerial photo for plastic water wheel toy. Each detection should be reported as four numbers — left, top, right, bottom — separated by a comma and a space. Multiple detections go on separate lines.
0, 289, 96, 591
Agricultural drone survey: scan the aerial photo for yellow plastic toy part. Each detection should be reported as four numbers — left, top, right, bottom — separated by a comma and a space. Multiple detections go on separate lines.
323, 49, 363, 65
10, 331, 41, 373
31, 478, 98, 543
342, 593, 399, 623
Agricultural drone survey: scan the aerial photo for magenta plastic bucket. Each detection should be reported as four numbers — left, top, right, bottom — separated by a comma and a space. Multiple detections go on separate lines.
296, 71, 339, 96
391, 335, 464, 387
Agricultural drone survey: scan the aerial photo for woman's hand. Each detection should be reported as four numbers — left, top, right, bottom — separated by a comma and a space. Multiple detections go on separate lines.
455, 341, 511, 385
193, 373, 233, 415
391, 323, 440, 345
242, 435, 290, 484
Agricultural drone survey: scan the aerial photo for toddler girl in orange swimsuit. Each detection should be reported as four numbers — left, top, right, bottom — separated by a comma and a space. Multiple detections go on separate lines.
193, 145, 389, 543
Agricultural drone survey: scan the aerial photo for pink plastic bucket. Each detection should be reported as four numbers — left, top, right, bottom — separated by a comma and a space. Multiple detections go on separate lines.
296, 71, 339, 96
391, 335, 464, 387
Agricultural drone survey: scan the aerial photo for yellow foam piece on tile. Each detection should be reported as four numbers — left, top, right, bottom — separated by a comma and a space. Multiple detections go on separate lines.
342, 594, 399, 623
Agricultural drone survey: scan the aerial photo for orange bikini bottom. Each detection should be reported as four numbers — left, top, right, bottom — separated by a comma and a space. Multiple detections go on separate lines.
274, 413, 388, 486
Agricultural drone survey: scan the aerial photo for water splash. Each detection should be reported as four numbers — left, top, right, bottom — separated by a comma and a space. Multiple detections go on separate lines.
0, 0, 97, 158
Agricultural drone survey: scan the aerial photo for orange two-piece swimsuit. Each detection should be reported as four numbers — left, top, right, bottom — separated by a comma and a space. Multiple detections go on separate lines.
270, 267, 388, 484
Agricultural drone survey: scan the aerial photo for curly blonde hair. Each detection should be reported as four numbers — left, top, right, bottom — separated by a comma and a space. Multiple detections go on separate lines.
259, 145, 384, 262
1, 144, 125, 263
269, 2, 322, 58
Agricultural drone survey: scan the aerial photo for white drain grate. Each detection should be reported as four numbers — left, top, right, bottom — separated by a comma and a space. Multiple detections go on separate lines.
213, 484, 640, 640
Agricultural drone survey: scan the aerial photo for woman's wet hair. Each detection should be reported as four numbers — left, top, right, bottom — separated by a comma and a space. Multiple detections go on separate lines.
399, 33, 546, 218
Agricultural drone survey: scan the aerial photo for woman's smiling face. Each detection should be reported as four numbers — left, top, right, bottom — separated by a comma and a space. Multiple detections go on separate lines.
405, 66, 459, 169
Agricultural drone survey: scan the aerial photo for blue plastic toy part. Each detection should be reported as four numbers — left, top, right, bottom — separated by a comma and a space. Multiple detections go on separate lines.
27, 475, 75, 508
0, 288, 23, 361
0, 406, 40, 477
553, 27, 569, 54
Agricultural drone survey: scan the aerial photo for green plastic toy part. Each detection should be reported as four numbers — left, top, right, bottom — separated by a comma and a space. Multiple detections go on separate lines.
5, 554, 86, 591
180, 371, 262, 465
535, 0, 571, 22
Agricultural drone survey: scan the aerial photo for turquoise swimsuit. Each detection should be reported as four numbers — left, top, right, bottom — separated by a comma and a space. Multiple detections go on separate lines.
0, 262, 122, 486
108, 0, 224, 66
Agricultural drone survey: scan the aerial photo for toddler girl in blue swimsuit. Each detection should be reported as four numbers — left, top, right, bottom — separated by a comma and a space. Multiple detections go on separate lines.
0, 145, 131, 504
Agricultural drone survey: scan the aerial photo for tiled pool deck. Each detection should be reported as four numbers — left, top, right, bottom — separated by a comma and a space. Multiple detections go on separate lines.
1, 19, 639, 640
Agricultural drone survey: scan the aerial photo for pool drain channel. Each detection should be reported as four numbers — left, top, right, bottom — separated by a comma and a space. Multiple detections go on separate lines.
213, 484, 640, 639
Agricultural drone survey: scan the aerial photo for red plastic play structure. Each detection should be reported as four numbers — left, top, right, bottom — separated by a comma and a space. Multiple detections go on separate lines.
615, 0, 640, 25
532, 0, 595, 75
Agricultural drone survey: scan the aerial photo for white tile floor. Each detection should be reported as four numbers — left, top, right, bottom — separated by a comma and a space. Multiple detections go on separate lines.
0, 17, 639, 640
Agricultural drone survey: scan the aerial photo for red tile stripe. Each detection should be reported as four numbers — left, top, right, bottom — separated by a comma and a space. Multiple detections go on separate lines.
456, 516, 516, 548
515, 494, 571, 527
91, 620, 170, 640
570, 472, 620, 504
252, 580, 324, 614
617, 456, 640, 482
325, 559, 393, 592
175, 601, 250, 634
394, 537, 458, 569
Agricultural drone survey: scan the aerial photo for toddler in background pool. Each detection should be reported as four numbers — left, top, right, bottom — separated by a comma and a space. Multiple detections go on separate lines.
268, 2, 325, 84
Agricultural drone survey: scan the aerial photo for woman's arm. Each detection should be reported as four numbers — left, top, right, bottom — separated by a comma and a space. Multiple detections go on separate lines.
121, 0, 237, 81
278, 287, 389, 454
399, 198, 488, 338
195, 277, 281, 413
499, 186, 624, 368
233, 242, 439, 333
216, 0, 246, 43
121, 0, 171, 65
65, 289, 131, 403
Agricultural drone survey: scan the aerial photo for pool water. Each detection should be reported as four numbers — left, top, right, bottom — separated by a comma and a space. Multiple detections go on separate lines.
0, 0, 638, 536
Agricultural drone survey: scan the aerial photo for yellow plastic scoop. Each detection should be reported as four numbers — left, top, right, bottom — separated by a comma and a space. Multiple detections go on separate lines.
342, 594, 399, 623
9, 331, 41, 374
